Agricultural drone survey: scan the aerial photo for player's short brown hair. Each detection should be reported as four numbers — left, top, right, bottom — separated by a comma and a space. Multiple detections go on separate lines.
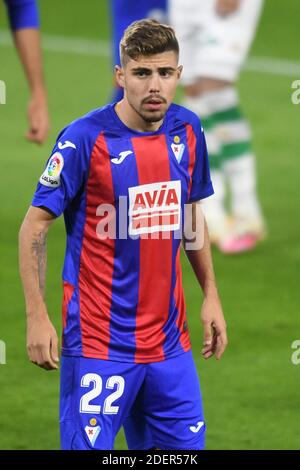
120, 19, 179, 66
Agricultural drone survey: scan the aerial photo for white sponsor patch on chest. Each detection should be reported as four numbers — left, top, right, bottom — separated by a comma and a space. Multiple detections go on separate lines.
128, 180, 181, 235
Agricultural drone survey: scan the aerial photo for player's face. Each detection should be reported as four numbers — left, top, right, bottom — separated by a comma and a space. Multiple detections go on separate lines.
117, 51, 182, 125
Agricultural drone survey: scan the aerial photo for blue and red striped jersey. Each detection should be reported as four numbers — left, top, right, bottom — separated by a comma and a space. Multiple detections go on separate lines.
32, 103, 213, 363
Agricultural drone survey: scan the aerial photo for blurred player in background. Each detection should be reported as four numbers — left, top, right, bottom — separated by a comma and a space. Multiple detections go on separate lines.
170, 0, 266, 253
19, 20, 227, 450
109, 0, 167, 101
3, 0, 49, 143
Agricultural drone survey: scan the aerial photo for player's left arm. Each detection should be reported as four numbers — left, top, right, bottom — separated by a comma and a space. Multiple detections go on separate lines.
183, 202, 228, 360
4, 0, 49, 143
184, 115, 227, 358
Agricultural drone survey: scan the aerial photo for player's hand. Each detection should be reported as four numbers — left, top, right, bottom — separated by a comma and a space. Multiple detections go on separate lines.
216, 0, 241, 17
201, 293, 228, 360
26, 308, 59, 370
26, 89, 49, 144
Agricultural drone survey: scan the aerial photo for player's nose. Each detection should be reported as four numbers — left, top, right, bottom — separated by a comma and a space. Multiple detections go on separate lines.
148, 72, 160, 93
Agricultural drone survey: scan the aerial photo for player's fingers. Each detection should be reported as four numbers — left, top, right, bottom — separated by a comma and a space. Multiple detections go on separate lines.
27, 344, 39, 365
34, 120, 49, 144
38, 345, 55, 370
215, 341, 225, 360
203, 350, 214, 360
26, 128, 44, 144
26, 110, 49, 144
29, 346, 47, 369
215, 330, 228, 360
202, 340, 215, 354
202, 330, 217, 358
40, 345, 59, 370
26, 129, 40, 143
50, 335, 59, 364
202, 320, 213, 348
38, 360, 52, 370
41, 359, 58, 370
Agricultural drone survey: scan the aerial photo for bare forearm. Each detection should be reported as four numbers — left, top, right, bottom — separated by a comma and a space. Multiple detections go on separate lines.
184, 219, 218, 297
184, 204, 227, 359
19, 218, 48, 314
19, 207, 59, 370
184, 216, 227, 359
13, 28, 46, 95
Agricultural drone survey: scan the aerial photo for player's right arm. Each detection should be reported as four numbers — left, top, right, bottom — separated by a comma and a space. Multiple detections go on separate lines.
19, 206, 59, 370
19, 119, 89, 369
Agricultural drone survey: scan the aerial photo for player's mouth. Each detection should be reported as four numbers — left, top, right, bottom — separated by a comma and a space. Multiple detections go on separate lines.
143, 97, 165, 111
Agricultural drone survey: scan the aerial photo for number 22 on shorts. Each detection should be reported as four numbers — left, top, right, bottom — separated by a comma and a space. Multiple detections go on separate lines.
79, 373, 125, 415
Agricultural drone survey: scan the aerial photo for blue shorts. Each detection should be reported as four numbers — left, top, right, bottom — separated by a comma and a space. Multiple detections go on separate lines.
60, 351, 205, 450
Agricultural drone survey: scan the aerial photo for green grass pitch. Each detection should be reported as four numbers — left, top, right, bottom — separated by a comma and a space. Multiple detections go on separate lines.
0, 0, 299, 450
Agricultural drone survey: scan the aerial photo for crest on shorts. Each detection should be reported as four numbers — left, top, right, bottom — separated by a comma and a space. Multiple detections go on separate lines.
84, 422, 101, 447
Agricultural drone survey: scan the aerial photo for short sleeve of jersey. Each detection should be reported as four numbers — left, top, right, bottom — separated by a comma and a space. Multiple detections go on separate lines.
188, 120, 214, 203
4, 0, 40, 31
32, 122, 89, 217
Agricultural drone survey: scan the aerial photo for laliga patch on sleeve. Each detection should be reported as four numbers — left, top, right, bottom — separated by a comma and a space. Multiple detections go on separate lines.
39, 152, 64, 188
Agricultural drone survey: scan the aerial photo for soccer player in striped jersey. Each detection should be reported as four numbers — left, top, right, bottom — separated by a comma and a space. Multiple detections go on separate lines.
19, 20, 227, 450
3, 0, 49, 143
170, 0, 266, 253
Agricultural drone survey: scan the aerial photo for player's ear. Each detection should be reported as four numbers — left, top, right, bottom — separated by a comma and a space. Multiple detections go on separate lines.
115, 65, 125, 89
177, 65, 183, 80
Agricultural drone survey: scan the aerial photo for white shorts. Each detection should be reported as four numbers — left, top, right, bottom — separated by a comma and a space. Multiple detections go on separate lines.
169, 0, 264, 84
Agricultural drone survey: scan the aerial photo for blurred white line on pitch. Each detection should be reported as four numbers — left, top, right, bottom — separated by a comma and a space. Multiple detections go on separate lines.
245, 56, 300, 77
1, 29, 300, 76
0, 29, 110, 57
0, 79, 6, 104
0, 340, 6, 364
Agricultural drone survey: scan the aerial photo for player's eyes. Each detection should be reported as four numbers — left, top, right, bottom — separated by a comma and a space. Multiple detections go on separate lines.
133, 70, 173, 77
134, 70, 150, 77
159, 70, 173, 77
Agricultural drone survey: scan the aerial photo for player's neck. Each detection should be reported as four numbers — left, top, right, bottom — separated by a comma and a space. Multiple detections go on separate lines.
115, 100, 163, 133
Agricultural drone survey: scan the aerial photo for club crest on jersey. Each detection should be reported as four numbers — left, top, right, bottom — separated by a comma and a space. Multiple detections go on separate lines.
39, 152, 64, 188
171, 141, 185, 163
128, 180, 181, 235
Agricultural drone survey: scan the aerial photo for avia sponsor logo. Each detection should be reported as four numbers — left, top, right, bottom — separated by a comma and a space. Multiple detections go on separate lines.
128, 180, 181, 235
39, 152, 64, 188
